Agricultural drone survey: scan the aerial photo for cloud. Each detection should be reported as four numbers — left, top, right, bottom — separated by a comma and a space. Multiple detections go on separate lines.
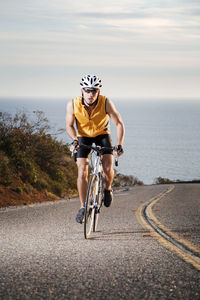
0, 0, 199, 98
1, 1, 199, 39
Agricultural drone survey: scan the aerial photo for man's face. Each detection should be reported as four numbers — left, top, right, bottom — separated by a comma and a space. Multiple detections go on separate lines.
82, 88, 100, 106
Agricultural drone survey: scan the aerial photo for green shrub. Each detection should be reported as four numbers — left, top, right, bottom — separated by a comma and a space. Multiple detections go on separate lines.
15, 186, 23, 194
155, 177, 174, 184
13, 157, 38, 184
113, 172, 143, 187
0, 151, 12, 186
33, 178, 49, 191
51, 182, 64, 197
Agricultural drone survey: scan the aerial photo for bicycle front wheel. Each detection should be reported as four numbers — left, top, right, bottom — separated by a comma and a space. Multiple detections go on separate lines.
93, 173, 104, 232
84, 174, 98, 239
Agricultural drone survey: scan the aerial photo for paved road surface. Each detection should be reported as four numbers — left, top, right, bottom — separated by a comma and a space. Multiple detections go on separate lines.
0, 184, 199, 299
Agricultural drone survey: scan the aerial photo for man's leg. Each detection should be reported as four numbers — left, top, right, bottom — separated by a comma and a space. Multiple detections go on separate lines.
75, 136, 92, 223
76, 157, 89, 208
75, 157, 89, 223
102, 154, 114, 207
102, 154, 114, 189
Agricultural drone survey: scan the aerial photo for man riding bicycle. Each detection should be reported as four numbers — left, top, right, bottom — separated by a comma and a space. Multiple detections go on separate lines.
66, 75, 125, 223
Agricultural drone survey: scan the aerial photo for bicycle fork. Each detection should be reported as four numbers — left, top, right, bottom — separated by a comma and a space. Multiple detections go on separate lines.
96, 172, 104, 213
86, 174, 99, 214
94, 177, 100, 214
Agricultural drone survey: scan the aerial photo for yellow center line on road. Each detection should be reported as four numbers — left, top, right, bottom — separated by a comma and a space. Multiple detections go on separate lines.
136, 185, 200, 271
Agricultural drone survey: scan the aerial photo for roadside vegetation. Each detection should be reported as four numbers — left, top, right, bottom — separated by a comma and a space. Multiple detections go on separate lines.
0, 110, 140, 208
113, 172, 143, 187
0, 111, 78, 208
155, 177, 200, 184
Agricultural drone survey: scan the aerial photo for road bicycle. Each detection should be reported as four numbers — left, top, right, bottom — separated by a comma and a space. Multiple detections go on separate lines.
79, 144, 118, 239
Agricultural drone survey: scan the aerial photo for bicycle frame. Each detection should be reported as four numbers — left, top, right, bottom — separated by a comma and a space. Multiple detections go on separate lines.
89, 148, 108, 209
90, 150, 102, 175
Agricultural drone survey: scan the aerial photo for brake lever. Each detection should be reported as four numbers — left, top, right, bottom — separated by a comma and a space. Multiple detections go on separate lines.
113, 148, 118, 167
115, 158, 118, 167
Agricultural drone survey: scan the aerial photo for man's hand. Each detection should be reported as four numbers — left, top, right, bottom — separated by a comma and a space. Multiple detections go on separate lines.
70, 139, 79, 153
116, 144, 124, 156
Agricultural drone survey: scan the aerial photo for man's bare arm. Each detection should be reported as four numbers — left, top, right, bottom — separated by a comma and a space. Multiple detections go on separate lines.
106, 99, 125, 147
65, 100, 77, 141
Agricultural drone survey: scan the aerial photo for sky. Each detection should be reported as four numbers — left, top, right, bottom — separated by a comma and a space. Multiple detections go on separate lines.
0, 0, 200, 100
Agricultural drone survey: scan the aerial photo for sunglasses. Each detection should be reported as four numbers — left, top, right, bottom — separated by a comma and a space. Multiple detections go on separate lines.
83, 88, 98, 94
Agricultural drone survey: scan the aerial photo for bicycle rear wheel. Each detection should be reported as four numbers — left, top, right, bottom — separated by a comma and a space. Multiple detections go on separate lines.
93, 173, 104, 232
84, 174, 98, 239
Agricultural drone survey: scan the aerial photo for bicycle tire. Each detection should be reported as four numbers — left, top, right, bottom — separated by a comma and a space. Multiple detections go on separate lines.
84, 174, 98, 239
93, 173, 104, 232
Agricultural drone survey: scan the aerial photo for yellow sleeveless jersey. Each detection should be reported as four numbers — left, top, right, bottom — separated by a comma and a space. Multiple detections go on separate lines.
73, 95, 110, 137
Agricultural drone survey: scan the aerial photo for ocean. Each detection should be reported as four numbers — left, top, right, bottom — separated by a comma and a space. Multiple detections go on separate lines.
1, 97, 200, 185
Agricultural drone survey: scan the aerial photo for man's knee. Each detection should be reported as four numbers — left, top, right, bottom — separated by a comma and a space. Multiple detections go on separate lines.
102, 155, 114, 176
103, 165, 114, 178
77, 159, 88, 181
104, 165, 112, 173
78, 168, 88, 181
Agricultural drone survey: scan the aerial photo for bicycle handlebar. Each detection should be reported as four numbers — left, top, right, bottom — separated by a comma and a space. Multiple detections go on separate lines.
79, 143, 119, 167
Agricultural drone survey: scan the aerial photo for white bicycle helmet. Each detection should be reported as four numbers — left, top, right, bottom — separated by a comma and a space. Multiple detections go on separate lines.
80, 75, 102, 89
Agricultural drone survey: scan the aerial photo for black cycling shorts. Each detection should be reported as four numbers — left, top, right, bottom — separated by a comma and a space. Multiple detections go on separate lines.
76, 134, 113, 158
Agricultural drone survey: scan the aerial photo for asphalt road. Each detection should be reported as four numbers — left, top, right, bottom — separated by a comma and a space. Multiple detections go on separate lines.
0, 184, 199, 300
